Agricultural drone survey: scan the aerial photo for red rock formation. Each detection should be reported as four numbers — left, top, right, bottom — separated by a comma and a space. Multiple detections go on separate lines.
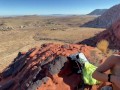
95, 19, 120, 50
0, 43, 107, 90
79, 19, 120, 50
82, 4, 120, 28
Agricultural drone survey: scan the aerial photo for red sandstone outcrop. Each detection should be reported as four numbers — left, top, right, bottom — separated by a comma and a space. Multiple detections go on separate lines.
82, 4, 120, 28
0, 43, 106, 90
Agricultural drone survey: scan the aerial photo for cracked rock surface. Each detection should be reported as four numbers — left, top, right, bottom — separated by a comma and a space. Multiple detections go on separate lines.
0, 43, 107, 90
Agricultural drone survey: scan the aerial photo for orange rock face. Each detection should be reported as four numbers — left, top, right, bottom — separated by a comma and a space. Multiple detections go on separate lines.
0, 43, 106, 90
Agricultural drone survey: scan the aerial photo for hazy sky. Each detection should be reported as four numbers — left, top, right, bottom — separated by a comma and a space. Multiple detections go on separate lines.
0, 0, 120, 15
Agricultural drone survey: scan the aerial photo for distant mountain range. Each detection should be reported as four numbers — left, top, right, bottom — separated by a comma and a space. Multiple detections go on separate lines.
82, 4, 120, 28
88, 9, 108, 15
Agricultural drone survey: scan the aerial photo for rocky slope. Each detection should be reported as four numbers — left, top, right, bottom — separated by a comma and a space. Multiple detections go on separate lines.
0, 43, 108, 90
82, 4, 120, 28
88, 9, 107, 15
79, 19, 120, 50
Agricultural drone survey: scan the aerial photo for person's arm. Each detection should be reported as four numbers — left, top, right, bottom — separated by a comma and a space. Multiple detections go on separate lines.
92, 55, 115, 82
93, 55, 120, 89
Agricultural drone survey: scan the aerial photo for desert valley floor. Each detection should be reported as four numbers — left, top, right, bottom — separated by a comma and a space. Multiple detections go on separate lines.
0, 15, 104, 72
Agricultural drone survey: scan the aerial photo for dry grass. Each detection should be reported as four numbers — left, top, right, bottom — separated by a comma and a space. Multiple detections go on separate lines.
34, 27, 103, 43
97, 39, 109, 54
